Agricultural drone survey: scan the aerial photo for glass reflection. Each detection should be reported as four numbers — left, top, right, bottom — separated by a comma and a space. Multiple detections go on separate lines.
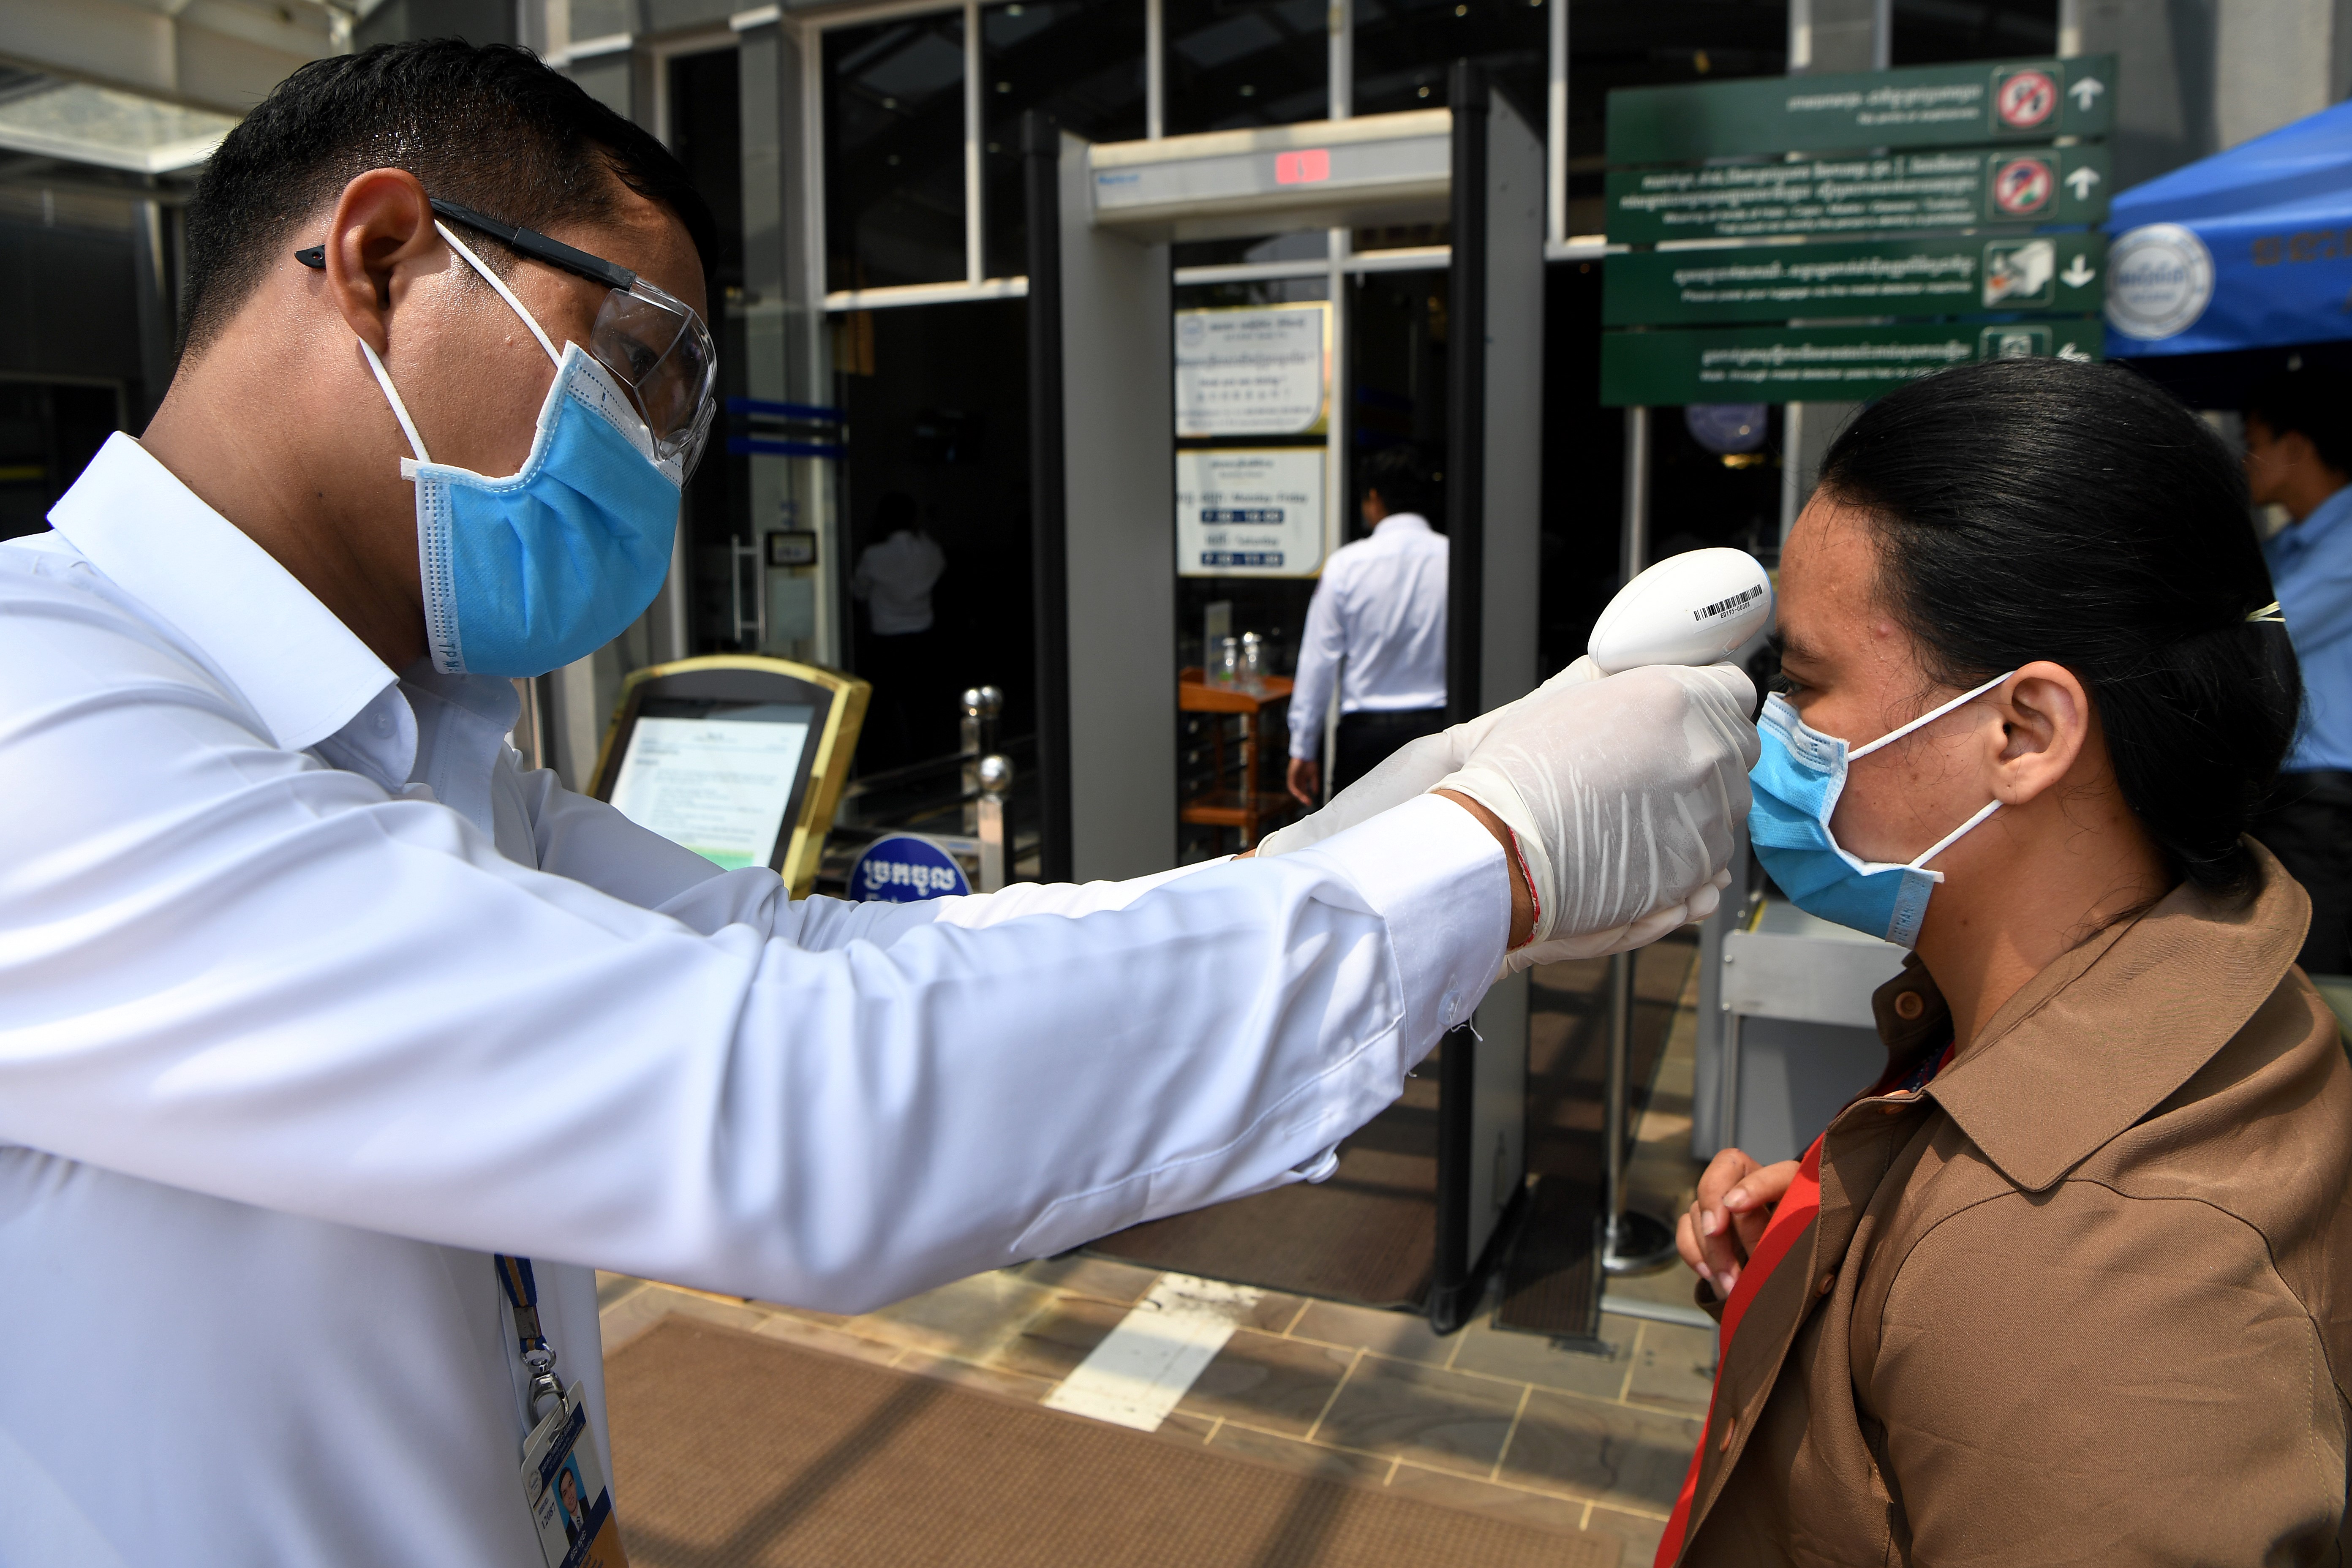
825, 13, 969, 292
982, 0, 1148, 280
1163, 0, 1328, 135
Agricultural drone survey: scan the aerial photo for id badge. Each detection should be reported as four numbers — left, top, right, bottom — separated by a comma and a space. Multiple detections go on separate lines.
519, 1383, 628, 1568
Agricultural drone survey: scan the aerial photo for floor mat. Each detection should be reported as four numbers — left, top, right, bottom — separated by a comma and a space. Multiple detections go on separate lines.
1497, 936, 1698, 1341
605, 1314, 1617, 1568
1086, 1073, 1440, 1310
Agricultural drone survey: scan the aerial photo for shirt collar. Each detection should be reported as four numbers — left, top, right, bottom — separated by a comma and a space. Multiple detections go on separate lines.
1372, 513, 1433, 538
1897, 838, 2308, 1192
47, 433, 399, 754
2278, 482, 2352, 555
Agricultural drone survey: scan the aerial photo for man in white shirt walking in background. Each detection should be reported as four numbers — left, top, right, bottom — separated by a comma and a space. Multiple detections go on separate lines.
1288, 444, 1451, 805
849, 489, 947, 765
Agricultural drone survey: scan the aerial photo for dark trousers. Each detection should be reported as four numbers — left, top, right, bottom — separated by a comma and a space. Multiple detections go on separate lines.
858, 628, 941, 769
2250, 770, 2352, 976
1332, 707, 1449, 792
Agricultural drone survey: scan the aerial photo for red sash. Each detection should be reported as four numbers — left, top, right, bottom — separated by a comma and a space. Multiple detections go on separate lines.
1650, 1135, 1825, 1567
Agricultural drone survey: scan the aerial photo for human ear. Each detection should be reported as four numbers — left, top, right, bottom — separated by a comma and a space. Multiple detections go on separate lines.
316, 169, 443, 357
2278, 428, 2321, 476
1988, 659, 2090, 806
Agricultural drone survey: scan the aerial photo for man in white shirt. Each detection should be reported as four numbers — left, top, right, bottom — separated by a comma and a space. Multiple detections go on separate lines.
0, 42, 1756, 1565
1288, 445, 1452, 805
850, 490, 947, 636
849, 490, 950, 764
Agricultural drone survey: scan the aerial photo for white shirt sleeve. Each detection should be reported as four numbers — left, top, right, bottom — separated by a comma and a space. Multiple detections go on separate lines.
0, 585, 1507, 1314
1290, 564, 1349, 760
506, 754, 1237, 948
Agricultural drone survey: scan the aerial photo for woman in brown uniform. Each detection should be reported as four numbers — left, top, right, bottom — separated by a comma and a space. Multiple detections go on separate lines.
1665, 358, 2352, 1565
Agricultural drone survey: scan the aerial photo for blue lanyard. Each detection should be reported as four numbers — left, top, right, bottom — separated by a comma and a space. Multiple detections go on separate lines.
495, 1255, 568, 1425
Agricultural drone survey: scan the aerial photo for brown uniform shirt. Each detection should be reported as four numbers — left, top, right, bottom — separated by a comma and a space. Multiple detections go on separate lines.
1676, 842, 2352, 1566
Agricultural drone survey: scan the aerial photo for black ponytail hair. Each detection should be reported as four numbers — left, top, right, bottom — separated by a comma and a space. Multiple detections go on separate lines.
1815, 357, 2301, 904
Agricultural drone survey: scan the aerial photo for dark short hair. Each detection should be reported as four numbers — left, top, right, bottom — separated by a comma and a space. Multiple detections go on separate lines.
871, 491, 919, 536
2246, 367, 2352, 476
1360, 442, 1441, 522
181, 40, 717, 359
1817, 357, 2299, 904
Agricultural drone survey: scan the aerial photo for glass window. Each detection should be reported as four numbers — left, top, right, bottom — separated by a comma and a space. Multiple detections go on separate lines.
1352, 0, 1544, 122
663, 47, 751, 654
0, 381, 119, 541
1564, 4, 1786, 167
983, 0, 1149, 280
824, 13, 969, 292
1892, 0, 2056, 65
666, 49, 745, 297
1163, 0, 1328, 135
835, 300, 1034, 766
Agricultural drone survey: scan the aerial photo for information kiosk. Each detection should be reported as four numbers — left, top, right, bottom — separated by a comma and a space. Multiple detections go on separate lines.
1021, 65, 1545, 1331
588, 656, 868, 900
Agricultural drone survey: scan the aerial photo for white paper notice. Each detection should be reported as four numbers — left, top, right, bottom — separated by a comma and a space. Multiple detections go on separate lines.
1174, 304, 1329, 437
609, 708, 812, 871
1176, 447, 1326, 577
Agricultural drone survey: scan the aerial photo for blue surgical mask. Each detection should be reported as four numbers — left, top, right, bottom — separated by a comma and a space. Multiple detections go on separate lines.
357, 221, 682, 678
1747, 671, 2014, 947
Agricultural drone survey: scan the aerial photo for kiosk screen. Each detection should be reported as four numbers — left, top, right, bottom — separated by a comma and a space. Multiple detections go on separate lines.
608, 698, 817, 870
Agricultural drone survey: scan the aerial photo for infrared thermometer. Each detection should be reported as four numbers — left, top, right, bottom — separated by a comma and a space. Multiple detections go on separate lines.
1586, 547, 1774, 674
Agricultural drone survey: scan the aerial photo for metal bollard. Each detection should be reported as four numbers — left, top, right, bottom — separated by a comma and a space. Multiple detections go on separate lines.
961, 685, 1003, 833
976, 754, 1013, 892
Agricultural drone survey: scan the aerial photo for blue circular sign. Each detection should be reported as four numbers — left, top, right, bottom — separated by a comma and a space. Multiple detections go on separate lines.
1685, 403, 1768, 455
848, 833, 973, 902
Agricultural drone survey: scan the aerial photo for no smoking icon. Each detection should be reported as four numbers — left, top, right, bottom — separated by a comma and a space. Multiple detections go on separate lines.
1993, 155, 2055, 215
1996, 68, 2057, 129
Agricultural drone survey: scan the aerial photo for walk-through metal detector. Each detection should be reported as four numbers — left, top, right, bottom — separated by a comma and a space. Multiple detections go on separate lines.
1022, 66, 1545, 1330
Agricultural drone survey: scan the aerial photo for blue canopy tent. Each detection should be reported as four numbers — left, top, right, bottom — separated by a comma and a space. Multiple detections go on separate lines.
2106, 99, 2352, 405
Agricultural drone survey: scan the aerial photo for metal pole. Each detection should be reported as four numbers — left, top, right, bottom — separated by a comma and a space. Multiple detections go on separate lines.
1621, 405, 1650, 583
1545, 0, 1567, 247
1145, 0, 1165, 139
977, 755, 1012, 892
1022, 111, 1073, 883
1602, 947, 1677, 1274
1604, 949, 1631, 1233
964, 0, 984, 285
1602, 402, 1674, 1275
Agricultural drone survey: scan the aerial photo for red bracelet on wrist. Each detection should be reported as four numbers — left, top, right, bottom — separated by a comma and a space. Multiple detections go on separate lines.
1506, 825, 1539, 943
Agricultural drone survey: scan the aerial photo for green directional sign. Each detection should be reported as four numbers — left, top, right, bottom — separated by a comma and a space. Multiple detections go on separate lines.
1603, 233, 2107, 325
1607, 55, 2115, 164
1599, 320, 2102, 407
1606, 144, 2109, 244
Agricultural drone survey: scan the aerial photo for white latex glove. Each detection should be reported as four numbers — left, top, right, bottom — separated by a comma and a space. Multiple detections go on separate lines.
1257, 656, 1604, 860
1496, 866, 1734, 976
1433, 662, 1759, 959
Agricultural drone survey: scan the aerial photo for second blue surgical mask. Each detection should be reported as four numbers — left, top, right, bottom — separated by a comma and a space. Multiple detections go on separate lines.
1747, 672, 2014, 947
357, 221, 683, 678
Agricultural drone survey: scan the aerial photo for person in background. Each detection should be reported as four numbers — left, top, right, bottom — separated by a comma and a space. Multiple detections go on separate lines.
2245, 367, 2352, 975
850, 490, 946, 767
1287, 444, 1449, 806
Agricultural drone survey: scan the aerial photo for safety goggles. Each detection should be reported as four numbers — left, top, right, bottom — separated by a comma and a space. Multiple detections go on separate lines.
297, 197, 718, 479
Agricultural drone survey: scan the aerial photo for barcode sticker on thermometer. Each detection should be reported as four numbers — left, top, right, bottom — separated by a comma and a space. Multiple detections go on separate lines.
1693, 585, 1764, 623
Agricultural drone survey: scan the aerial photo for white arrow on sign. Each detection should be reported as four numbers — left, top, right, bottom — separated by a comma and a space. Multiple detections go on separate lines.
2069, 77, 2105, 111
2061, 256, 2098, 288
2065, 165, 2102, 199
2058, 342, 2093, 362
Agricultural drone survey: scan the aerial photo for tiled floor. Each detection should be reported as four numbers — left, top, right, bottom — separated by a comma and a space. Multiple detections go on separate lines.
601, 961, 1719, 1567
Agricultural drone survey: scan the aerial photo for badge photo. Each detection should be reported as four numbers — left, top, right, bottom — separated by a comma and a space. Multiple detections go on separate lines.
521, 1386, 628, 1568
